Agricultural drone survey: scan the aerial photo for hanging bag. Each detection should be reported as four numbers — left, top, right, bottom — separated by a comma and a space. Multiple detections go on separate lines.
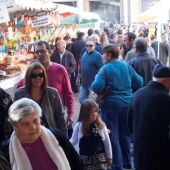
89, 69, 110, 105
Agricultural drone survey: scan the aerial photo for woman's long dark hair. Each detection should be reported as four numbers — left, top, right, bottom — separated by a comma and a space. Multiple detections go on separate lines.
25, 60, 48, 92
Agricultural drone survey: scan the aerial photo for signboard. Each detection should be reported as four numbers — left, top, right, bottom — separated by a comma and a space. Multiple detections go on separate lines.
0, 2, 10, 24
32, 14, 50, 27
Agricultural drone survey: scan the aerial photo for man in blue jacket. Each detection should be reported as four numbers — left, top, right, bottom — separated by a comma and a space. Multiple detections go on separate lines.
77, 39, 103, 103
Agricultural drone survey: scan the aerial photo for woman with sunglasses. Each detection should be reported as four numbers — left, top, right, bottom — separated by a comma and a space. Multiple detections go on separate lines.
14, 61, 67, 136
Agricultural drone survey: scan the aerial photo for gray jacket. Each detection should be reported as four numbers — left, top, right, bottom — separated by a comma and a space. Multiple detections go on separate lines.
14, 87, 67, 135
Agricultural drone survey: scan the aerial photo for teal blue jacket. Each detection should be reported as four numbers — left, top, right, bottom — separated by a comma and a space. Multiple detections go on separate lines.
91, 60, 143, 105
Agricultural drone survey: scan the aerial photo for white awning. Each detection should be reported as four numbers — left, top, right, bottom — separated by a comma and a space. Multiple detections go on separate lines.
6, 0, 56, 13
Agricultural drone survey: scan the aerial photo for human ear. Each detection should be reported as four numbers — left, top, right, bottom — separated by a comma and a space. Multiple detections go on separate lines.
12, 123, 18, 131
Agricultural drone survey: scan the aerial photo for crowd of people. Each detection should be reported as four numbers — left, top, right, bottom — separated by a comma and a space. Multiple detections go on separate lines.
0, 26, 170, 170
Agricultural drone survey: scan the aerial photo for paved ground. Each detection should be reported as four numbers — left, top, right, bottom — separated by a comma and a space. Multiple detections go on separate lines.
73, 93, 80, 124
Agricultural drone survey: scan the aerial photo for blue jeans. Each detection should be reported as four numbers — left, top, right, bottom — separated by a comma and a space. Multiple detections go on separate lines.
79, 86, 90, 104
101, 102, 131, 170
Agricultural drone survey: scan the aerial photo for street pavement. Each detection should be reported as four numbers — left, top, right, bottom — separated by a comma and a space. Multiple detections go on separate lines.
73, 93, 80, 125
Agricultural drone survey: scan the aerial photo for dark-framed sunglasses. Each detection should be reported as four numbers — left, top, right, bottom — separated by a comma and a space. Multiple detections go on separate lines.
86, 44, 93, 47
34, 49, 48, 54
31, 73, 44, 79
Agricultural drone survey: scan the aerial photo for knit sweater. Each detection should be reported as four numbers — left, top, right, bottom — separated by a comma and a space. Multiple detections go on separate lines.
80, 50, 103, 88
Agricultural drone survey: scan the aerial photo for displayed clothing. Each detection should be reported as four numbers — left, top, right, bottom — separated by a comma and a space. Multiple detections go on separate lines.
14, 87, 66, 135
9, 126, 70, 170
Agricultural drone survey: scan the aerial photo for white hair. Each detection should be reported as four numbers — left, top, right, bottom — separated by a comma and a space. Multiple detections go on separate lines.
57, 40, 66, 48
87, 34, 100, 44
153, 76, 168, 81
8, 98, 42, 123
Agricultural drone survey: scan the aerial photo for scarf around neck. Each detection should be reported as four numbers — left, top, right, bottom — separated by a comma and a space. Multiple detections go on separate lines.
9, 126, 70, 170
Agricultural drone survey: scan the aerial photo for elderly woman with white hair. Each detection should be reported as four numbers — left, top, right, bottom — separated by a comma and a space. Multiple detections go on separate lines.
8, 98, 70, 170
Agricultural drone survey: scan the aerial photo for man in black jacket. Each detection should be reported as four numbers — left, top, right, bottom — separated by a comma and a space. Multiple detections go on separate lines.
128, 37, 160, 85
128, 64, 170, 170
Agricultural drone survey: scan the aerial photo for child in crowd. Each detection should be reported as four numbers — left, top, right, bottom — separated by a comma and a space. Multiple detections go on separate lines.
70, 99, 112, 170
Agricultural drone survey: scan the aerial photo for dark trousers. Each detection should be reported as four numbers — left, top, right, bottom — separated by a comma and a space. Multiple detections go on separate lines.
101, 102, 131, 170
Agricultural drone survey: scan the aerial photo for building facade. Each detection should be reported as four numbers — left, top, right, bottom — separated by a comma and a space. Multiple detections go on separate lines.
54, 0, 162, 25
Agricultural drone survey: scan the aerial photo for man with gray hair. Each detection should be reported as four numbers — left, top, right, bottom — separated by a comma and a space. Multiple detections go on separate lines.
128, 64, 170, 170
50, 39, 76, 77
128, 37, 160, 85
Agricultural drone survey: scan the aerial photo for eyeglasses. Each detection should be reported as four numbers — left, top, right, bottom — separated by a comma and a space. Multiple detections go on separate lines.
34, 49, 48, 54
86, 45, 93, 47
31, 73, 44, 79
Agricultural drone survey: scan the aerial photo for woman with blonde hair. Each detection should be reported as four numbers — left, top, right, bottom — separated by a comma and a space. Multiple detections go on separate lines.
100, 32, 109, 46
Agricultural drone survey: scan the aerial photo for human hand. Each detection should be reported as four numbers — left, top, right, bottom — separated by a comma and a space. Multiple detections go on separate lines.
106, 158, 112, 167
76, 74, 81, 86
67, 115, 73, 128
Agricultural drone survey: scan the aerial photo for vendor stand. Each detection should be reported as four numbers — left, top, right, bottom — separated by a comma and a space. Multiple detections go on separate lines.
0, 0, 58, 97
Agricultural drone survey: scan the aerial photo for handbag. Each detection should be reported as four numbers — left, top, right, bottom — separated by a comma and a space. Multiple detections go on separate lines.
89, 69, 110, 105
96, 86, 110, 104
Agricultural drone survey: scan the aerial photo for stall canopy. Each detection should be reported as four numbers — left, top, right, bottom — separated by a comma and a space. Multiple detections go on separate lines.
55, 4, 101, 25
6, 0, 56, 13
137, 0, 170, 23
56, 4, 80, 17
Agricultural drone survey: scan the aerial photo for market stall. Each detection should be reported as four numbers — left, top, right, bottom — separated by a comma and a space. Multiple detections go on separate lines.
53, 4, 101, 36
0, 0, 58, 94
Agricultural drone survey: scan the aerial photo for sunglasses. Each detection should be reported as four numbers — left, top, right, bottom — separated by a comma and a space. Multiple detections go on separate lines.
86, 44, 93, 47
31, 73, 44, 79
34, 49, 48, 54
